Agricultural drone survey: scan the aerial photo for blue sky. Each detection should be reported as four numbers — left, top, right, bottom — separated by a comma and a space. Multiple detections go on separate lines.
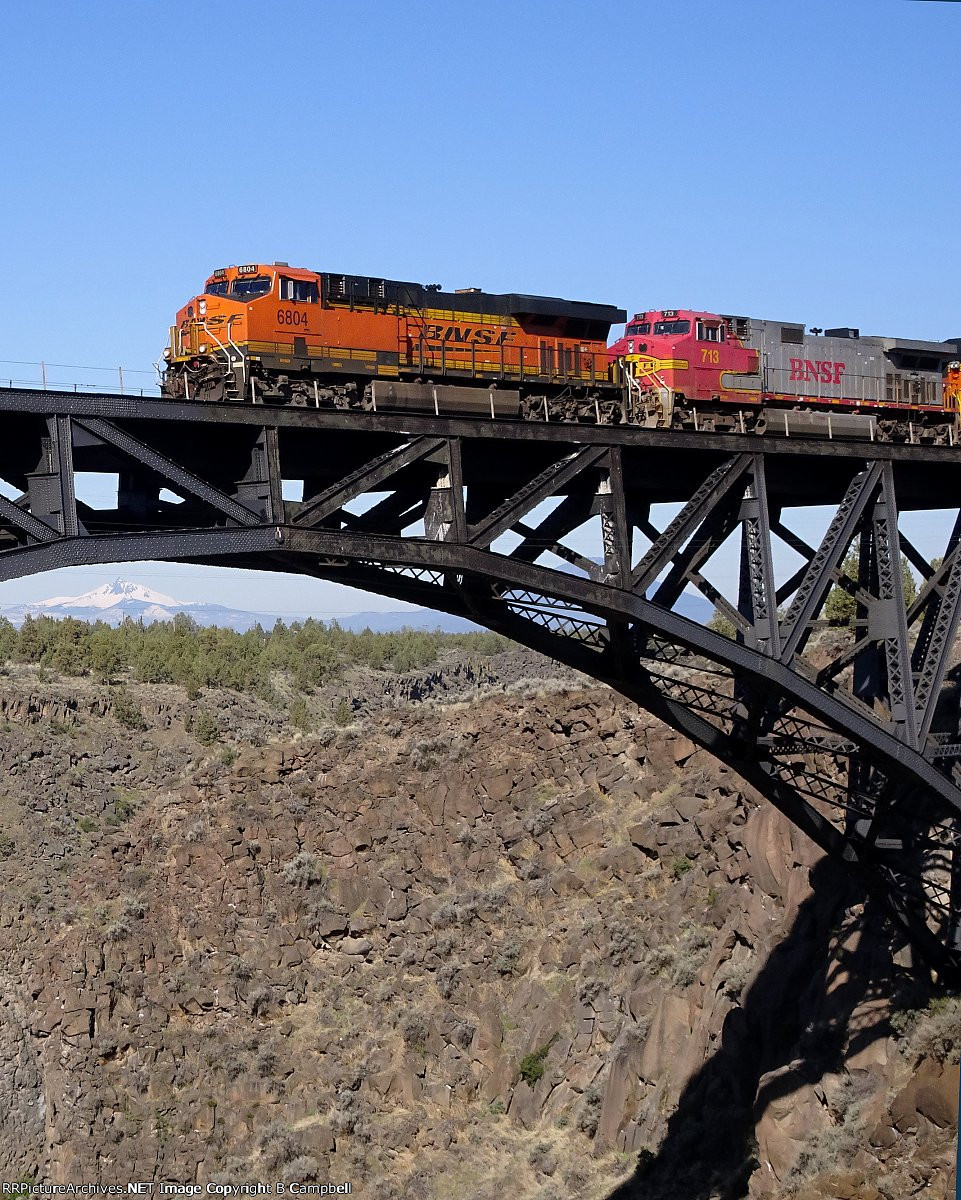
0, 0, 958, 612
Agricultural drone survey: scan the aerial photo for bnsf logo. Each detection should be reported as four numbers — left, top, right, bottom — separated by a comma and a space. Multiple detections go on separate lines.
790, 358, 845, 385
422, 323, 513, 346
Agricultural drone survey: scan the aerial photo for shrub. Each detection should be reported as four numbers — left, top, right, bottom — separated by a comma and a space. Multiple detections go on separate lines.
671, 856, 694, 879
400, 1012, 430, 1048
436, 963, 458, 998
281, 851, 324, 888
529, 1141, 559, 1176
577, 1086, 602, 1136
111, 788, 139, 821
112, 687, 147, 731
641, 922, 714, 988
259, 1121, 306, 1170
494, 939, 522, 976
193, 710, 220, 745
891, 995, 961, 1065
289, 697, 312, 731
105, 915, 131, 941
247, 984, 273, 1016
708, 609, 736, 638
519, 1033, 559, 1087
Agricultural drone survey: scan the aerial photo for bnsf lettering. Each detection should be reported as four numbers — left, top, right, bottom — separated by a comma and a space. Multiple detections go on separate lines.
789, 358, 845, 385
422, 324, 512, 346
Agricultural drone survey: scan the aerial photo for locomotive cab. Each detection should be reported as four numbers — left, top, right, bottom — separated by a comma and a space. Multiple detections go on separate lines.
163, 263, 324, 401
610, 309, 760, 428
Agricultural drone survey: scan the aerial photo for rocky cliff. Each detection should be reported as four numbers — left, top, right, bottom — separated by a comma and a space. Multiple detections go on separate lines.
0, 660, 956, 1197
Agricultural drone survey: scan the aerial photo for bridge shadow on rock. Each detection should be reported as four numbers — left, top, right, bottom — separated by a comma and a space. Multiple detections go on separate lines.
605, 855, 922, 1200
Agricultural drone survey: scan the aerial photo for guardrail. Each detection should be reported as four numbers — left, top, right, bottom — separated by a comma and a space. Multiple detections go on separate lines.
0, 359, 161, 397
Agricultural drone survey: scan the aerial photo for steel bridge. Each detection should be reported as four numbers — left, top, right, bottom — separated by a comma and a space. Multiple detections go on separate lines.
1, 386, 960, 979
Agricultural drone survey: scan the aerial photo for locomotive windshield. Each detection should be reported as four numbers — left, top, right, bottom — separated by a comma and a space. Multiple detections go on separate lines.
625, 321, 650, 335
231, 276, 272, 299
653, 319, 690, 336
205, 281, 229, 296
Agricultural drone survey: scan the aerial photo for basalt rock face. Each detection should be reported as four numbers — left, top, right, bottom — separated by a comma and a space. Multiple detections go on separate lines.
0, 668, 955, 1196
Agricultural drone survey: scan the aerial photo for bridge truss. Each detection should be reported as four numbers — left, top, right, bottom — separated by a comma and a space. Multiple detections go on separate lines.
0, 389, 960, 979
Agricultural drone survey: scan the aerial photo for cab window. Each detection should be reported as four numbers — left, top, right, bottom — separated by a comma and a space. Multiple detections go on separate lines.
625, 321, 650, 336
205, 280, 229, 296
652, 319, 690, 336
696, 321, 724, 342
280, 277, 319, 303
231, 275, 273, 299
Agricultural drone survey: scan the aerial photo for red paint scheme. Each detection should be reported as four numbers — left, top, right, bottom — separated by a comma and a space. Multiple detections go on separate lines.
790, 358, 845, 385
604, 307, 950, 415
609, 310, 760, 404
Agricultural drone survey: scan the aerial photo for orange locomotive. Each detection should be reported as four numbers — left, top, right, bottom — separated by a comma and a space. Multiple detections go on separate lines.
162, 262, 626, 417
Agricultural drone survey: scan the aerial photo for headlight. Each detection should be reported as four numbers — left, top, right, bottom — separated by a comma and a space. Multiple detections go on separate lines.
198, 343, 208, 354
162, 348, 171, 360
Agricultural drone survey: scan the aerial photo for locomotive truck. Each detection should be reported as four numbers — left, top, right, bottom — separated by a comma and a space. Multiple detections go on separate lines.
161, 262, 961, 442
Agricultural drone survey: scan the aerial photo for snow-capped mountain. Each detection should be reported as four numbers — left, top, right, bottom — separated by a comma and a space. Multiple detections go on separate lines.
0, 578, 270, 631
36, 579, 181, 612
0, 578, 480, 633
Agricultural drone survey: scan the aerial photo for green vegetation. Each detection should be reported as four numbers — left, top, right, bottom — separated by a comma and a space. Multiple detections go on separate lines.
0, 612, 508, 697
890, 994, 961, 1065
519, 1033, 560, 1087
288, 696, 312, 731
671, 856, 694, 879
192, 710, 220, 746
708, 609, 737, 639
110, 787, 139, 822
824, 550, 918, 625
112, 685, 147, 730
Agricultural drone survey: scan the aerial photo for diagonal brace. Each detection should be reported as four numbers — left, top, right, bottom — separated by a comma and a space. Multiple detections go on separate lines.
0, 493, 59, 543
778, 462, 883, 663
76, 417, 259, 527
631, 454, 753, 592
468, 445, 607, 548
294, 436, 446, 529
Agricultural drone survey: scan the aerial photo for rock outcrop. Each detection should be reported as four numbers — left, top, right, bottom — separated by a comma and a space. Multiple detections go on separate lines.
0, 666, 954, 1196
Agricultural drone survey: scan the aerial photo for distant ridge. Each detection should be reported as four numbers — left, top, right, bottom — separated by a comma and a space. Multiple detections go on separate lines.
0, 578, 480, 633
0, 578, 713, 633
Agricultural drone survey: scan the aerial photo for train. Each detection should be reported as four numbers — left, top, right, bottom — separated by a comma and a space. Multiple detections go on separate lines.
161, 262, 961, 442
610, 310, 961, 442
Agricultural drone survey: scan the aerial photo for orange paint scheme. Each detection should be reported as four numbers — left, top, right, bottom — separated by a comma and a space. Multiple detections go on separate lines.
167, 263, 619, 401
946, 361, 961, 412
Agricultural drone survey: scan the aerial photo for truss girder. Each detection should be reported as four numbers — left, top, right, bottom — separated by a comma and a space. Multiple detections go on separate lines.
0, 393, 959, 976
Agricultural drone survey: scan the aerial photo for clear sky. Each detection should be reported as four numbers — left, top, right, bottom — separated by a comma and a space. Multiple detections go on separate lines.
0, 0, 957, 612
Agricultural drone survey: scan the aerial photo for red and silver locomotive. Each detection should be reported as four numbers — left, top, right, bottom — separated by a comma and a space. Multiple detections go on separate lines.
610, 309, 961, 442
